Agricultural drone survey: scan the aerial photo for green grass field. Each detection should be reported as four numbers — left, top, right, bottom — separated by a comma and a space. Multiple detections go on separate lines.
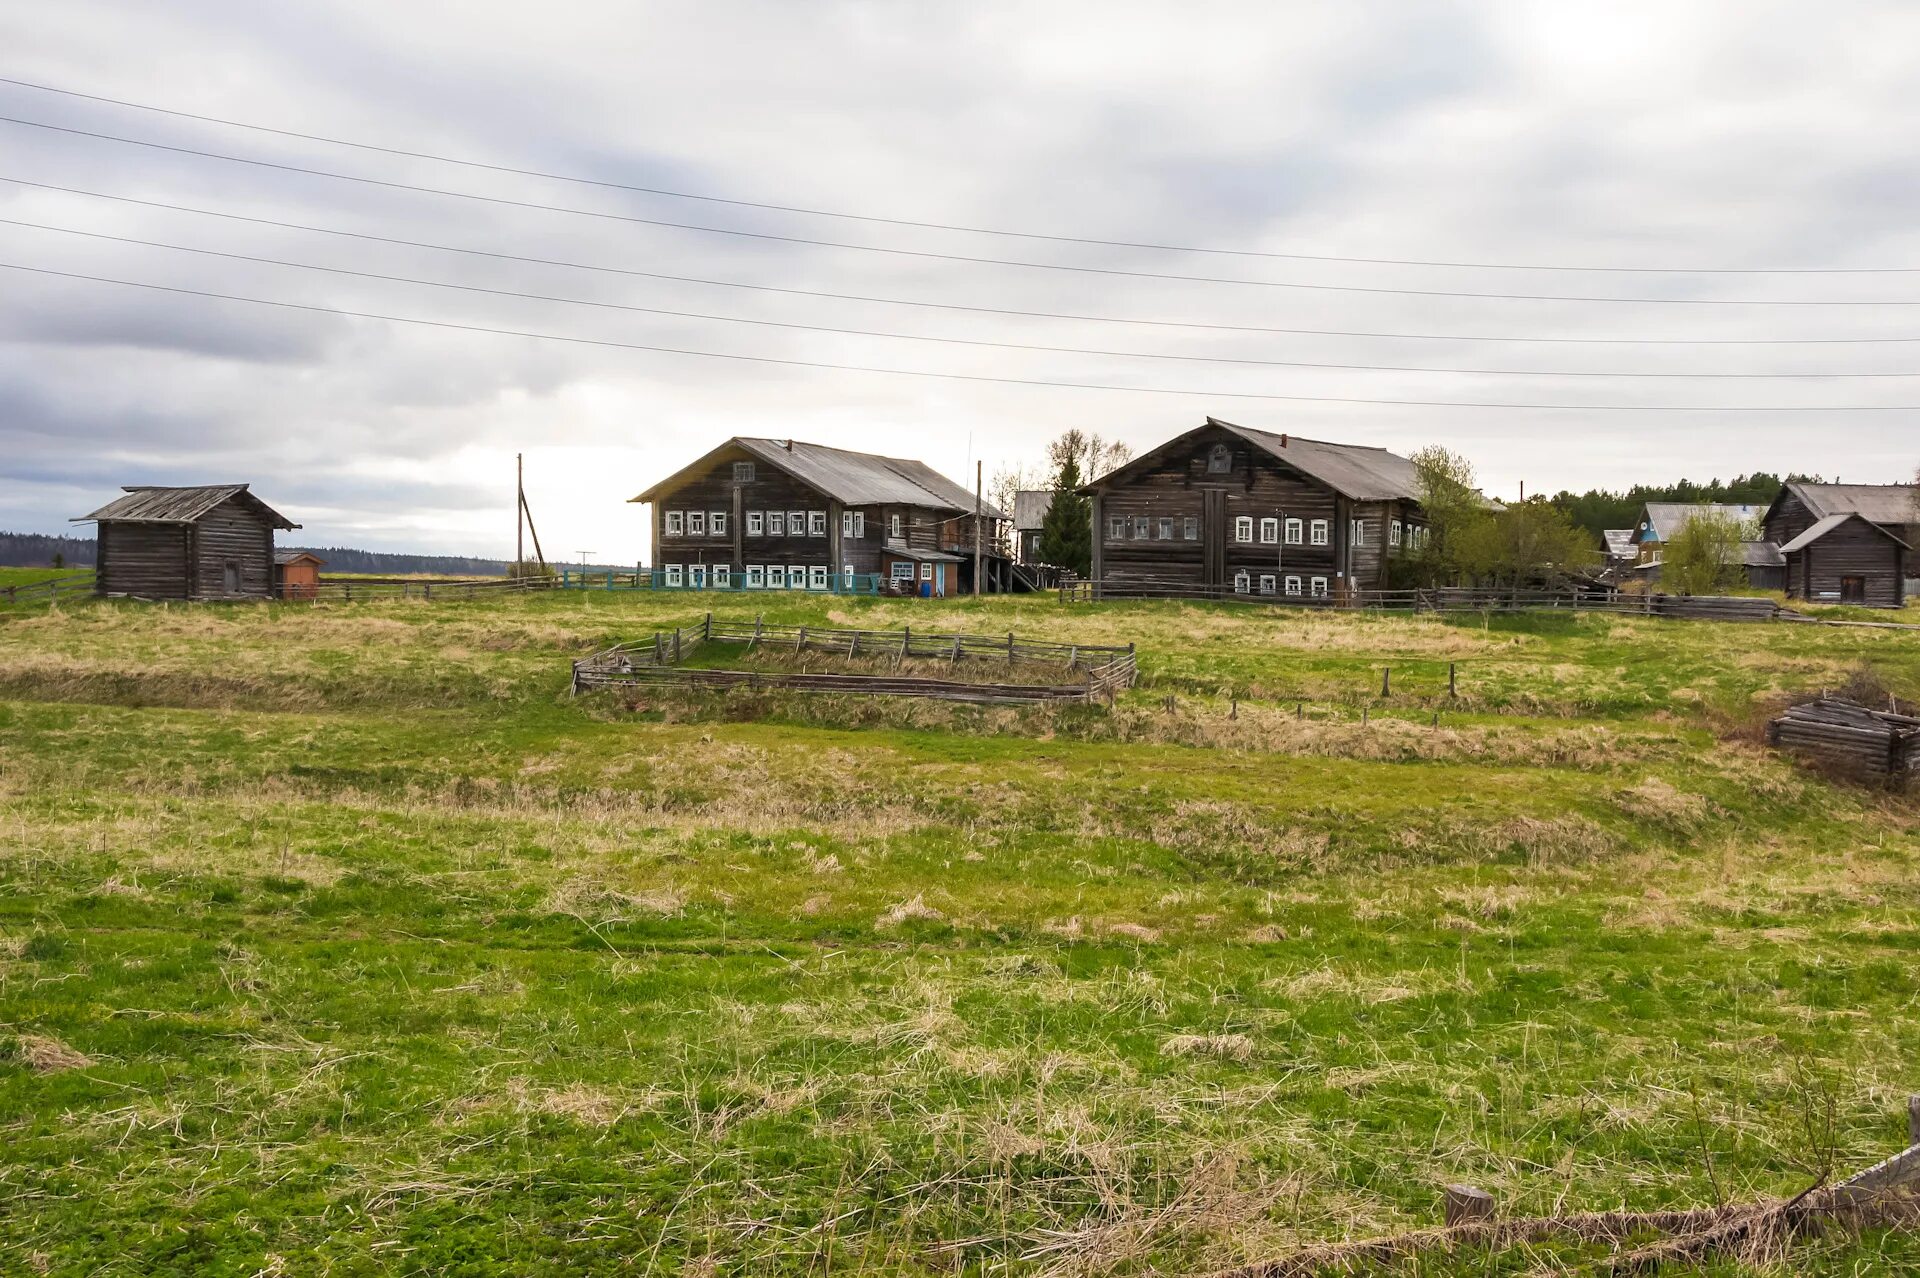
2, 590, 1918, 1275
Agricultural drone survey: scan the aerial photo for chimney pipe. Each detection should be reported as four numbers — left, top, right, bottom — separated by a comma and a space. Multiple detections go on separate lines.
784, 439, 793, 451
1280, 433, 1288, 447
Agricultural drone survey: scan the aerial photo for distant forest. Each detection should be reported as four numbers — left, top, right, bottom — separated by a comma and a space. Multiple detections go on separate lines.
0, 531, 509, 577
1545, 474, 1817, 544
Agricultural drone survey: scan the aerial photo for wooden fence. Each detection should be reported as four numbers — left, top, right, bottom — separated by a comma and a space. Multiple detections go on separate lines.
0, 572, 95, 605
1058, 580, 1782, 621
571, 615, 1138, 705
1767, 697, 1920, 789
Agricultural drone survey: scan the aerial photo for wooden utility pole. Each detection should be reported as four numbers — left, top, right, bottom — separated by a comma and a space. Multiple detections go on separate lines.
974, 459, 983, 597
516, 453, 524, 568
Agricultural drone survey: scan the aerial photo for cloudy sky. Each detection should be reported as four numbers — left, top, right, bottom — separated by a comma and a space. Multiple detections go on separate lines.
4, 1, 1920, 561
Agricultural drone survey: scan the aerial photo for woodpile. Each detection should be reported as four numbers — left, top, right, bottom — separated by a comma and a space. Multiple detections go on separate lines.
1767, 697, 1920, 788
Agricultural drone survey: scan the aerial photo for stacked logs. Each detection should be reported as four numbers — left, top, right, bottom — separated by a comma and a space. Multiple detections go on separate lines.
1767, 697, 1920, 789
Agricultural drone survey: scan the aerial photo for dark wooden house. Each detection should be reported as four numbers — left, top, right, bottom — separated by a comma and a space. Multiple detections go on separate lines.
630, 438, 1013, 592
1012, 490, 1053, 565
1079, 418, 1427, 597
1762, 482, 1917, 606
75, 484, 300, 600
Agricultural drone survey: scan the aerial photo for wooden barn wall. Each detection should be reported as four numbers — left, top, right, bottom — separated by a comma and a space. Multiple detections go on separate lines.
191, 500, 275, 598
97, 522, 190, 598
1790, 524, 1905, 606
1764, 491, 1818, 546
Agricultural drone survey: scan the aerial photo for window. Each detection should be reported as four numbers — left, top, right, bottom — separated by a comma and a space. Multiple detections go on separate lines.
1158, 517, 1174, 541
1259, 574, 1277, 595
1310, 576, 1329, 598
1234, 516, 1254, 543
746, 510, 764, 536
665, 563, 684, 587
1284, 574, 1302, 596
688, 511, 706, 536
1183, 516, 1198, 541
732, 461, 755, 483
789, 511, 806, 538
841, 563, 855, 582
768, 511, 786, 536
711, 511, 727, 537
714, 564, 731, 588
808, 511, 827, 537
746, 564, 765, 588
1350, 517, 1365, 546
891, 561, 915, 582
853, 511, 865, 539
1284, 518, 1303, 545
1207, 443, 1232, 474
767, 565, 785, 588
1134, 516, 1150, 539
689, 564, 707, 589
890, 513, 903, 539
1390, 520, 1404, 548
913, 562, 928, 582
1110, 516, 1127, 540
809, 565, 828, 590
789, 565, 807, 590
1310, 519, 1328, 547
842, 510, 856, 538
664, 511, 684, 536
1233, 569, 1250, 594
1259, 517, 1278, 545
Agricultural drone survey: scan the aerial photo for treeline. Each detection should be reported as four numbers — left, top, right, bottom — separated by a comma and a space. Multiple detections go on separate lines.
0, 532, 509, 577
1546, 474, 1813, 543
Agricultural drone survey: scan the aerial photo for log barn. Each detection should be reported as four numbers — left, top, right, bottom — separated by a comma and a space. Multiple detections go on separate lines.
75, 484, 300, 600
1079, 418, 1427, 596
1762, 482, 1916, 606
630, 437, 1017, 592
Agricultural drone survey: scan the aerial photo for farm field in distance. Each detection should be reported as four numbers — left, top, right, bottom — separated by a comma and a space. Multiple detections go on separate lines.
2, 590, 1919, 1275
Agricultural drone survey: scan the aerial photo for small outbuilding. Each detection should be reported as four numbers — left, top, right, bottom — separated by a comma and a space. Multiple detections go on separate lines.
273, 550, 326, 600
880, 545, 964, 596
75, 484, 300, 600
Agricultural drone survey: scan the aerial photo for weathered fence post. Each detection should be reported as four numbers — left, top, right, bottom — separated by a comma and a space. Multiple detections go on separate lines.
752, 614, 763, 651
655, 632, 664, 664
673, 628, 682, 663
1296, 702, 1303, 720
1362, 705, 1369, 725
1443, 1185, 1495, 1227
1381, 667, 1391, 697
1066, 645, 1077, 671
798, 625, 808, 652
1230, 697, 1239, 720
1910, 1095, 1920, 1145
1449, 663, 1457, 698
901, 625, 911, 663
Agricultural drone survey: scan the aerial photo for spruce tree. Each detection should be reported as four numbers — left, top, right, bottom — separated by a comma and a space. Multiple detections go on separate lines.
1036, 456, 1091, 576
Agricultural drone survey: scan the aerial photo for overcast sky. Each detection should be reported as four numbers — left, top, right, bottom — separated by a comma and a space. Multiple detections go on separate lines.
4, 1, 1919, 560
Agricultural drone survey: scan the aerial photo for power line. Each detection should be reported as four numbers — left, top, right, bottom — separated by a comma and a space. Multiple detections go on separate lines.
11, 216, 1919, 379
12, 177, 1920, 346
8, 260, 1919, 411
0, 73, 1908, 277
7, 114, 1920, 306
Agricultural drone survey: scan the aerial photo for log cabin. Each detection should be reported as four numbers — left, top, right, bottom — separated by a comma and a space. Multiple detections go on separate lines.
1762, 481, 1916, 606
630, 438, 1013, 593
1079, 418, 1428, 597
75, 484, 300, 600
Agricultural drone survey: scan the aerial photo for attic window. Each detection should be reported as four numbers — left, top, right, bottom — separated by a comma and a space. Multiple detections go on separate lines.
1206, 444, 1232, 475
732, 461, 756, 483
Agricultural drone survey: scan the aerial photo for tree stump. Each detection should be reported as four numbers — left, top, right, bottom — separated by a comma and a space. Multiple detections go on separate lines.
1443, 1185, 1495, 1227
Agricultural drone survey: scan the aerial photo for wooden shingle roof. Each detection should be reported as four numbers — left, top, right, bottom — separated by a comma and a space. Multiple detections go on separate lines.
75, 484, 299, 529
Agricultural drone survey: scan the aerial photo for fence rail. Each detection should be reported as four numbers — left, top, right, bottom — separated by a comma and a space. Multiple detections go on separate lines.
0, 573, 95, 605
1058, 579, 1782, 621
573, 615, 1137, 705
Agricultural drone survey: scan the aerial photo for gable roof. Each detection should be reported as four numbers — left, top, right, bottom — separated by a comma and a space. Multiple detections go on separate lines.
274, 550, 326, 566
1778, 511, 1913, 555
630, 437, 1004, 519
1084, 418, 1423, 502
1636, 502, 1762, 543
1012, 490, 1054, 531
1602, 529, 1636, 560
1779, 481, 1918, 527
75, 484, 299, 529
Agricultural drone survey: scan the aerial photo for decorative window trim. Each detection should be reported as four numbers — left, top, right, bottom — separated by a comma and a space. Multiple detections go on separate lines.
767, 565, 786, 588
1390, 520, 1404, 548
664, 511, 684, 536
768, 511, 786, 536
919, 562, 933, 581
789, 565, 807, 590
1233, 569, 1250, 594
808, 565, 828, 590
689, 564, 708, 588
1259, 574, 1277, 595
714, 564, 731, 587
788, 511, 806, 537
1109, 516, 1127, 540
1158, 517, 1174, 541
711, 511, 728, 536
1284, 517, 1304, 546
841, 563, 855, 580
1350, 517, 1364, 546
853, 511, 866, 539
1309, 519, 1329, 547
890, 560, 915, 582
1183, 515, 1199, 541
809, 510, 827, 537
1207, 444, 1232, 475
688, 511, 707, 536
1234, 515, 1254, 543
1134, 516, 1151, 539
1284, 574, 1302, 596
1258, 517, 1278, 545
842, 511, 856, 538
746, 510, 764, 536
746, 564, 765, 588
665, 563, 684, 587
890, 513, 903, 539
732, 461, 755, 483
1310, 576, 1329, 597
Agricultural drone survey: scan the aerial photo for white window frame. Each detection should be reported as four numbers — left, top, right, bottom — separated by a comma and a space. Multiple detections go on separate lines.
789, 564, 807, 590
665, 563, 684, 587
789, 511, 806, 538
841, 562, 855, 582
732, 461, 755, 484
746, 564, 765, 588
714, 564, 731, 588
746, 510, 764, 536
711, 510, 728, 537
766, 565, 786, 589
919, 562, 933, 581
687, 510, 707, 536
1109, 516, 1127, 540
664, 510, 684, 537
1310, 576, 1329, 598
808, 510, 827, 537
1183, 516, 1199, 541
768, 511, 786, 536
853, 511, 865, 539
890, 513, 903, 540
1390, 520, 1404, 548
1233, 569, 1250, 594
1284, 518, 1304, 546
1234, 515, 1254, 543
1158, 517, 1174, 541
1259, 574, 1277, 595
808, 565, 828, 590
1134, 516, 1151, 539
1310, 519, 1329, 547
1350, 517, 1365, 546
1284, 574, 1302, 596
890, 560, 915, 582
842, 510, 856, 538
1258, 517, 1279, 545
689, 564, 708, 589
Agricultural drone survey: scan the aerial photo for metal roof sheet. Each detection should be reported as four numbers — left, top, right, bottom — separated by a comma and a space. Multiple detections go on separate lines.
75, 484, 299, 529
1787, 482, 1919, 526
1778, 512, 1912, 555
1213, 420, 1423, 501
631, 437, 1005, 518
1638, 503, 1763, 543
1602, 529, 1636, 559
